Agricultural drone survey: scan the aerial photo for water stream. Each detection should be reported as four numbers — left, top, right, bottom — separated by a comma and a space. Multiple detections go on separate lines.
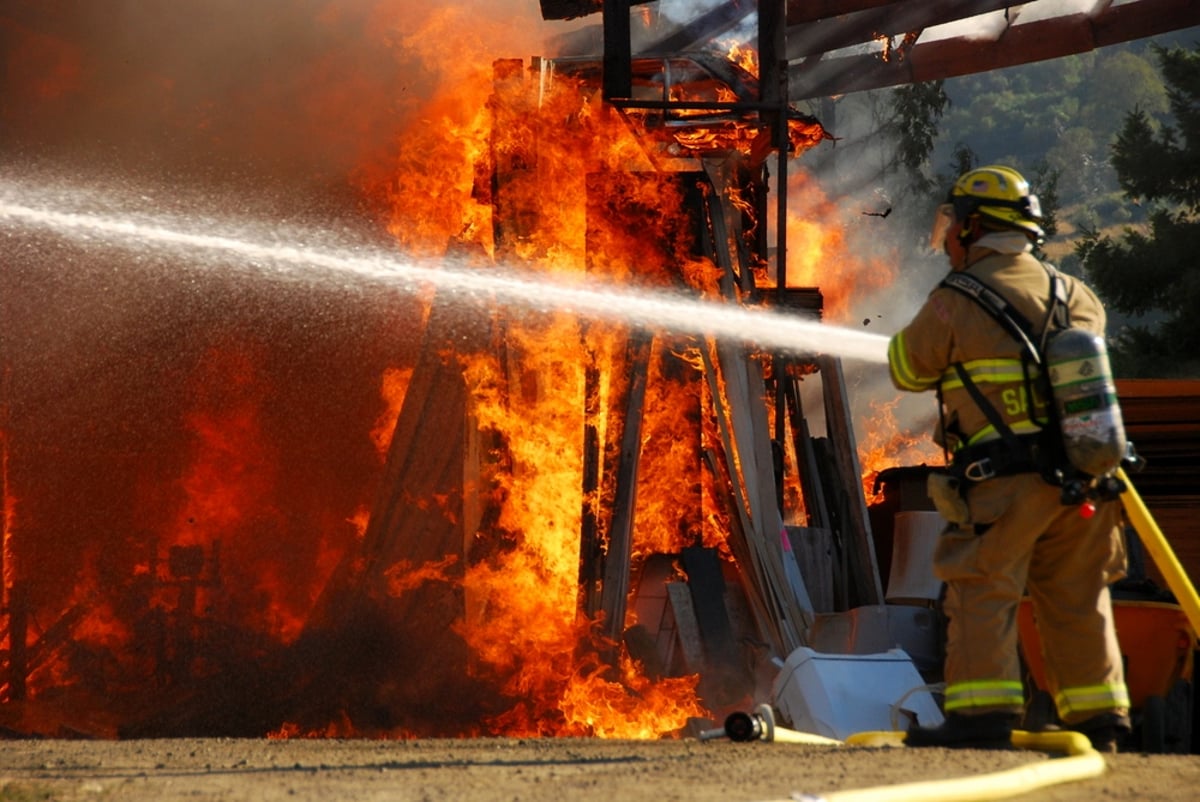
1, 179, 890, 365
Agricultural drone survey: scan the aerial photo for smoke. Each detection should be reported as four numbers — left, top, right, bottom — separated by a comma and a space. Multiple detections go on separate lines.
0, 1, 569, 197
0, 1, 944, 732
784, 93, 950, 455
922, 0, 1106, 44
0, 1, 588, 721
657, 0, 756, 33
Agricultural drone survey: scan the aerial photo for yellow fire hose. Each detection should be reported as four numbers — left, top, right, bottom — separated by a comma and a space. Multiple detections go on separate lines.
1117, 467, 1200, 641
742, 726, 1104, 802
783, 730, 1104, 802
724, 707, 1106, 801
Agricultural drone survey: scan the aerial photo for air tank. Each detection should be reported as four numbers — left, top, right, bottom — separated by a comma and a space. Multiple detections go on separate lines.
1045, 328, 1126, 477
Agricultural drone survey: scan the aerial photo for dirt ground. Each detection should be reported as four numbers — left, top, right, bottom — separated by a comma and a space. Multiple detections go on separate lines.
2, 736, 1199, 802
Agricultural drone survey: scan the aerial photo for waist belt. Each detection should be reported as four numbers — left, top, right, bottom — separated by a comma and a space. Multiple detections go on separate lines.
952, 433, 1044, 483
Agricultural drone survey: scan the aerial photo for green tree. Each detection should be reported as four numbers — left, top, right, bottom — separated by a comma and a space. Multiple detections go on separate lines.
1046, 126, 1100, 198
1075, 44, 1200, 377
886, 80, 950, 197
1081, 50, 1170, 130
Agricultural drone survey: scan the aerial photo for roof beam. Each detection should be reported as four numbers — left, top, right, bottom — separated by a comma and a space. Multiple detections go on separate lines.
786, 0, 1025, 60
540, 0, 652, 21
786, 0, 906, 26
787, 0, 1200, 100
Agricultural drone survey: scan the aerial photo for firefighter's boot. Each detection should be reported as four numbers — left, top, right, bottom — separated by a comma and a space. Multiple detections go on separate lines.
905, 712, 1019, 749
1073, 711, 1131, 754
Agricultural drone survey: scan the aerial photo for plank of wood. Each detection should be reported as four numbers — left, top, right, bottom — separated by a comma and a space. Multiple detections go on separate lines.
712, 341, 813, 648
667, 581, 706, 674
598, 334, 652, 645
786, 374, 831, 530
304, 287, 487, 635
579, 360, 605, 620
703, 447, 785, 656
818, 355, 884, 607
787, 526, 836, 614
682, 546, 737, 669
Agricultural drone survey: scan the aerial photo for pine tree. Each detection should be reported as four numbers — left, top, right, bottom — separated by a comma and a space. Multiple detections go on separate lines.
1075, 44, 1200, 377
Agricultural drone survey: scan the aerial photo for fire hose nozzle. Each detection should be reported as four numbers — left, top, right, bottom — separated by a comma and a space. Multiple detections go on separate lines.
720, 705, 847, 746
724, 703, 777, 742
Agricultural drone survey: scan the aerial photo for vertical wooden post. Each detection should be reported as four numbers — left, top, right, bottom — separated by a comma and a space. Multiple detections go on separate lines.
602, 0, 632, 101
598, 335, 651, 646
818, 355, 884, 607
578, 361, 604, 620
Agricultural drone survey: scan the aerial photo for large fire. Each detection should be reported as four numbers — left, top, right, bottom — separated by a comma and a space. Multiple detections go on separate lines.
0, 2, 923, 740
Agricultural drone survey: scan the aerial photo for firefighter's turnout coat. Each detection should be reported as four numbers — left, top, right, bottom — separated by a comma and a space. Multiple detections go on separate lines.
888, 245, 1130, 724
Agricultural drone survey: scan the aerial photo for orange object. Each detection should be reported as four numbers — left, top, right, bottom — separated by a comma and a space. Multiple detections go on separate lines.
1018, 598, 1195, 710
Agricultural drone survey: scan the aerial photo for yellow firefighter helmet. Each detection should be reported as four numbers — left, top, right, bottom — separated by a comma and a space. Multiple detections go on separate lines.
949, 164, 1045, 240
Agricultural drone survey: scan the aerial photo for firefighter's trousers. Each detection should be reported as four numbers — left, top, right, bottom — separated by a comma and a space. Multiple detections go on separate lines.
934, 471, 1130, 723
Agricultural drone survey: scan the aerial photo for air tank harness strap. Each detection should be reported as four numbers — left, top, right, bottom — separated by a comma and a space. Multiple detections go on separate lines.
950, 432, 1045, 484
938, 265, 1068, 487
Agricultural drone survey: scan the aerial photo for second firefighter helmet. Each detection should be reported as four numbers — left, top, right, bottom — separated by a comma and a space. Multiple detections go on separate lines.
930, 164, 1045, 248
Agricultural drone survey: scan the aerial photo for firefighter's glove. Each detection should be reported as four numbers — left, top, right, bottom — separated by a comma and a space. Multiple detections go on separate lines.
927, 471, 970, 526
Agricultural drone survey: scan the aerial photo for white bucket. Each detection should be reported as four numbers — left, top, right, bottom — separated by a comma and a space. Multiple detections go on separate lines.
887, 510, 945, 603
771, 646, 943, 739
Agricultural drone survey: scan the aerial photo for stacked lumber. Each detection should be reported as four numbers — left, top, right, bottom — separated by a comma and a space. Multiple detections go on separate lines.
1117, 380, 1200, 590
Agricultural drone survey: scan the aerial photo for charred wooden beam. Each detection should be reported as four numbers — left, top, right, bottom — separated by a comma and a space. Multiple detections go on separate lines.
785, 0, 1022, 61
602, 0, 633, 100
541, 0, 652, 22
681, 546, 745, 691
541, 0, 919, 25
787, 0, 1200, 100
703, 445, 783, 654
786, 0, 903, 25
582, 170, 708, 650
785, 373, 831, 532
489, 58, 539, 255
598, 334, 651, 646
579, 361, 605, 620
302, 254, 491, 640
716, 341, 814, 646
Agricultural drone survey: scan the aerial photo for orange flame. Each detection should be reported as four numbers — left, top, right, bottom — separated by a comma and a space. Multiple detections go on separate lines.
370, 366, 413, 458
780, 169, 897, 323
361, 36, 758, 733
723, 42, 759, 78
0, 2, 944, 741
164, 344, 312, 646
859, 397, 941, 505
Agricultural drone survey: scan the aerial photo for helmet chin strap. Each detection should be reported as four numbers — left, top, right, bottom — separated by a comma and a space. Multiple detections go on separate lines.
945, 219, 972, 269
956, 214, 980, 245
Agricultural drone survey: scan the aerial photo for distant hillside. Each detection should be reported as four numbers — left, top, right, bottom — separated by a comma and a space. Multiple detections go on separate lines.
932, 25, 1199, 261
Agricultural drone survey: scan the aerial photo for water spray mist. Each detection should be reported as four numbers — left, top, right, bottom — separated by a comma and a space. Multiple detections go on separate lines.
0, 182, 889, 365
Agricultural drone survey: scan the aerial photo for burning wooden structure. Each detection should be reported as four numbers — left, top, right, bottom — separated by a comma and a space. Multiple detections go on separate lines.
297, 45, 886, 733
295, 1, 1200, 734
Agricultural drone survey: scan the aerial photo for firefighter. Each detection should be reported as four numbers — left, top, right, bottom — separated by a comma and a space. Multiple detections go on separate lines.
889, 165, 1131, 751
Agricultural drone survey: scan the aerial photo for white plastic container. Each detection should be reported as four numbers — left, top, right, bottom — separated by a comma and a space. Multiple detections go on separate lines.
770, 646, 943, 739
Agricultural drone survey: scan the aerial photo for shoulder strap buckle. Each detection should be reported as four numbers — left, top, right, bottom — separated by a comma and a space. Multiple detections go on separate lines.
962, 458, 997, 483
